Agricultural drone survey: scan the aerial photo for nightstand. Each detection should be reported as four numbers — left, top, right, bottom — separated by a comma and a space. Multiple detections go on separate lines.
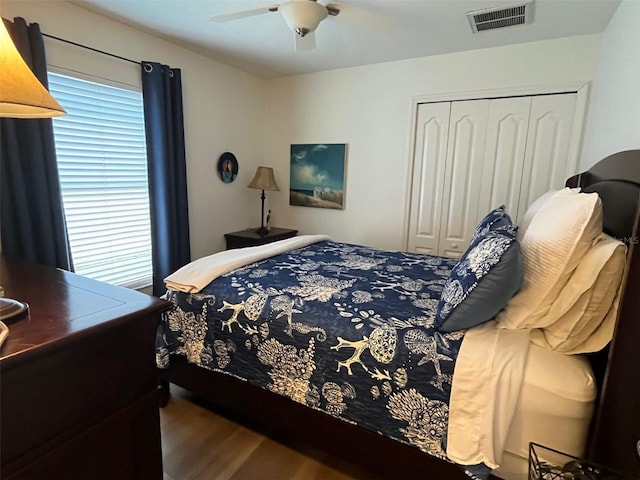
225, 227, 298, 249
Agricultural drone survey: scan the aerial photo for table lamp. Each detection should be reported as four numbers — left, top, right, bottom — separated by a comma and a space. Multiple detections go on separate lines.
248, 166, 280, 235
0, 19, 66, 331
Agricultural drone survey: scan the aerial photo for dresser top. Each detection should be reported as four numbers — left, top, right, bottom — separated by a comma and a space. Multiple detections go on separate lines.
0, 256, 170, 366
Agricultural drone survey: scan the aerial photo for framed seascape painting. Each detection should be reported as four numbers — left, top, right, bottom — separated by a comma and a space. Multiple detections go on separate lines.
289, 143, 347, 210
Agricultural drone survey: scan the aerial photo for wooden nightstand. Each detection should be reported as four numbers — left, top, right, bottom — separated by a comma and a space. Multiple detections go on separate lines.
225, 227, 298, 250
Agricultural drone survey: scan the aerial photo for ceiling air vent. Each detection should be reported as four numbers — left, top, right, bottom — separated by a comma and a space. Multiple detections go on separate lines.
467, 2, 534, 33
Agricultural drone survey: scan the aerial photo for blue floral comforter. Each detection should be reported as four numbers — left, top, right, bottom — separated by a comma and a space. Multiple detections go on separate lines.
157, 240, 471, 464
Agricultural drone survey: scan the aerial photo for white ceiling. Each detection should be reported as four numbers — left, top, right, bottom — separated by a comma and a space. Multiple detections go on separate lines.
71, 0, 621, 78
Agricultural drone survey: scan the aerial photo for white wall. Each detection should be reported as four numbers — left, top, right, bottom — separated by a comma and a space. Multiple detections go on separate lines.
1, 0, 610, 258
264, 36, 601, 250
0, 0, 266, 260
580, 0, 640, 169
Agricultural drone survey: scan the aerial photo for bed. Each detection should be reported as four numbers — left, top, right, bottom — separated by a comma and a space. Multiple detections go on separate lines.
157, 150, 640, 479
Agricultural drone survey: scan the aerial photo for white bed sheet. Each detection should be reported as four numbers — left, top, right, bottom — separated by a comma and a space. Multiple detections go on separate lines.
492, 343, 596, 480
447, 321, 531, 469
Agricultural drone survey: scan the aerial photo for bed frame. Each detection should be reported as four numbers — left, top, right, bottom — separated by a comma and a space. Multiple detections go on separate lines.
158, 150, 640, 478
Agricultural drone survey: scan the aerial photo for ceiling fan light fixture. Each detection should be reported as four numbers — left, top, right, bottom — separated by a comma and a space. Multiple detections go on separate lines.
279, 1, 328, 37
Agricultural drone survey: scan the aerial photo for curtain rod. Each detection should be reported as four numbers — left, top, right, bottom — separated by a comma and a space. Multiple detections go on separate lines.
42, 32, 140, 66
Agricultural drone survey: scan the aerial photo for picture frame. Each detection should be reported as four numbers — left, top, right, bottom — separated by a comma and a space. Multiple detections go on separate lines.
217, 152, 238, 183
289, 143, 347, 209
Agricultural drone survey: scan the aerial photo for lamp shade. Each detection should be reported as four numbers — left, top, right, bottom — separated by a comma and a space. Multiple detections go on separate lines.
248, 166, 280, 192
0, 20, 65, 118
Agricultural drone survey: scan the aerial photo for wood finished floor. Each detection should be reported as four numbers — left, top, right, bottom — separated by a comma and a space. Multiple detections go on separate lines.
160, 385, 377, 480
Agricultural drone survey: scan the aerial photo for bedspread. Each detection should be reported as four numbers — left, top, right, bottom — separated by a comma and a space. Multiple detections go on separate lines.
157, 239, 529, 476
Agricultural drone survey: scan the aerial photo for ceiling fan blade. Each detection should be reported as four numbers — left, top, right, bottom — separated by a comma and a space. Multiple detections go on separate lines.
209, 5, 279, 23
327, 3, 394, 33
295, 32, 316, 52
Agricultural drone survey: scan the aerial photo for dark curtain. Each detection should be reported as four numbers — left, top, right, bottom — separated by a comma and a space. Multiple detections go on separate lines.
0, 17, 73, 270
141, 62, 191, 296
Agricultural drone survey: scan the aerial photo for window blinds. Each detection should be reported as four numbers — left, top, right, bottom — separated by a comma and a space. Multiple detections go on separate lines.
49, 72, 153, 290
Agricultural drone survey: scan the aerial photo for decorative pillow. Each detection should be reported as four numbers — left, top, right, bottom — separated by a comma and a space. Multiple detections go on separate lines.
529, 233, 626, 354
436, 224, 523, 332
496, 188, 603, 330
471, 205, 512, 242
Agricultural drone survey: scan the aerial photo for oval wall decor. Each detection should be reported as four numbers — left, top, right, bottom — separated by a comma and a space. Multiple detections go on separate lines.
217, 152, 238, 183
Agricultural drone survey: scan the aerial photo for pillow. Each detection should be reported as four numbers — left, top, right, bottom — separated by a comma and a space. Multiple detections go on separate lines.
583, 181, 639, 240
529, 233, 626, 353
471, 205, 512, 242
516, 190, 559, 241
496, 188, 602, 330
436, 224, 523, 332
517, 188, 583, 241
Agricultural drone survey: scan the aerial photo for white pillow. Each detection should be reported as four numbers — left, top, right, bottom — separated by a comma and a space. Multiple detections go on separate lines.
497, 188, 603, 330
529, 233, 626, 353
571, 285, 623, 354
517, 190, 558, 241
517, 188, 581, 241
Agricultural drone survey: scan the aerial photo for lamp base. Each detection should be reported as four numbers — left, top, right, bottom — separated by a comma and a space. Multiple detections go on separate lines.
0, 297, 29, 323
254, 226, 270, 236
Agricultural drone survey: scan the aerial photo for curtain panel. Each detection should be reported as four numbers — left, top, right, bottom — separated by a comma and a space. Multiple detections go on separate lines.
0, 17, 73, 270
141, 62, 191, 296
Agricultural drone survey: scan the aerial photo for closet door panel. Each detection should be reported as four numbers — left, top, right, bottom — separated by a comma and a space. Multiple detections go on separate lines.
407, 102, 451, 254
439, 100, 489, 258
478, 97, 531, 220
517, 93, 578, 221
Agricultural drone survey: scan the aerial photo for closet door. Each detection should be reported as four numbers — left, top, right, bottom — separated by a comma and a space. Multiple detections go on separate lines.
516, 93, 579, 221
407, 102, 451, 254
438, 100, 489, 258
477, 96, 532, 221
405, 92, 583, 256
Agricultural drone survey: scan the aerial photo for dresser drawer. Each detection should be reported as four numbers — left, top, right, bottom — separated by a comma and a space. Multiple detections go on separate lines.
4, 391, 162, 480
0, 315, 158, 471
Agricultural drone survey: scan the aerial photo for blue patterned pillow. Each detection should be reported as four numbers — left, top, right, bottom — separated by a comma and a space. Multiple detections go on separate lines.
471, 205, 512, 243
435, 224, 523, 332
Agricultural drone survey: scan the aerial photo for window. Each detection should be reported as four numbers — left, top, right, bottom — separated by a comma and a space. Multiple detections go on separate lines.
49, 72, 152, 289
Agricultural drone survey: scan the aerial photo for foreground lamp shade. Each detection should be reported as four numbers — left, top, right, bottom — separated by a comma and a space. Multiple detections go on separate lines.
0, 20, 65, 118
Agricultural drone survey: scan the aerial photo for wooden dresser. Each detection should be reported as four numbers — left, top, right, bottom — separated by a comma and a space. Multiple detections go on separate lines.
0, 256, 171, 479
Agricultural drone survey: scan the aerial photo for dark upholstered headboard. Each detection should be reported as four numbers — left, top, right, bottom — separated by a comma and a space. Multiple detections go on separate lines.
583, 180, 639, 241
565, 150, 640, 475
567, 150, 640, 242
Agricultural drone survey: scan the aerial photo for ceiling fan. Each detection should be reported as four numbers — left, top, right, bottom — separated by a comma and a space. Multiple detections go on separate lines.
210, 0, 392, 51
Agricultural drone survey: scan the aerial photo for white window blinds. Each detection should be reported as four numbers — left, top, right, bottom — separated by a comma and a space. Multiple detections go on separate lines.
49, 72, 153, 290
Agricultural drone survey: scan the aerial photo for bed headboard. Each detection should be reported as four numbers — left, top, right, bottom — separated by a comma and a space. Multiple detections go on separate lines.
566, 150, 640, 475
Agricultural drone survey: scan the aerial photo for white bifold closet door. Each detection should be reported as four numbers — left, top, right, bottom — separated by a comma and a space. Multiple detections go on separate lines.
407, 101, 450, 256
407, 92, 580, 257
438, 100, 490, 258
516, 94, 579, 221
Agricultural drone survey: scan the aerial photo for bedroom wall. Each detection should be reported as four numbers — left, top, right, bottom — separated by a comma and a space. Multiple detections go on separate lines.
263, 36, 601, 250
0, 0, 265, 260
580, 0, 640, 169
0, 1, 608, 259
